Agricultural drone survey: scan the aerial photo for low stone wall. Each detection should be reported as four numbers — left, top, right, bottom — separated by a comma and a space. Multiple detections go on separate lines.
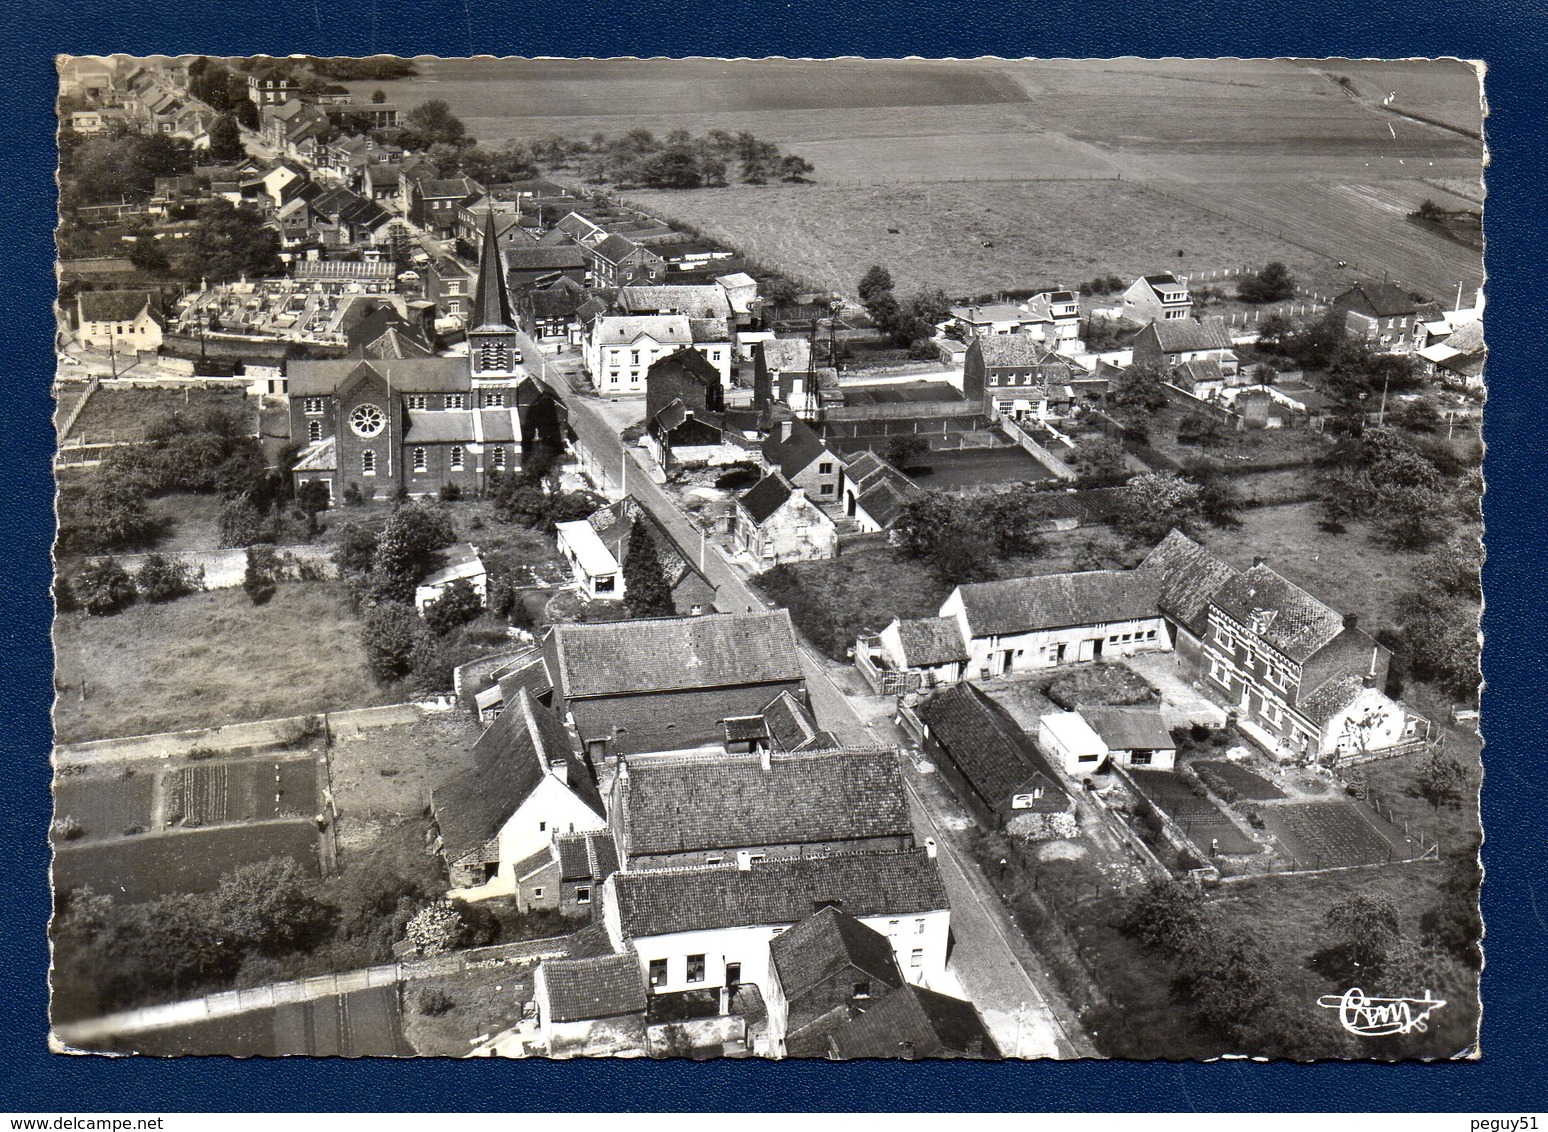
87, 545, 337, 591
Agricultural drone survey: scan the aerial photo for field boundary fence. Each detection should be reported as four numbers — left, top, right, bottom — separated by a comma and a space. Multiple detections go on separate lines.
815, 173, 1125, 188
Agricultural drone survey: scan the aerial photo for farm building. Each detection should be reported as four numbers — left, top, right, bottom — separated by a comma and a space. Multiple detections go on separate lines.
534, 951, 649, 1058
766, 906, 907, 1058
1131, 316, 1239, 375
1037, 711, 1109, 776
859, 616, 971, 693
839, 450, 923, 534
1138, 529, 1240, 673
825, 983, 999, 1061
731, 471, 839, 564
414, 544, 488, 613
1077, 705, 1177, 771
915, 683, 1071, 830
76, 290, 164, 352
938, 569, 1169, 679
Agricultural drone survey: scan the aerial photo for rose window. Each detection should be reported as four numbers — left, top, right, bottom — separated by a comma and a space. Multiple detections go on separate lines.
349, 403, 386, 438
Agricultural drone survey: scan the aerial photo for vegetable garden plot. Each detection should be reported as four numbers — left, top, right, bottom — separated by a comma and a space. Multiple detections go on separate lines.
1261, 800, 1404, 869
1193, 760, 1287, 801
168, 756, 319, 826
52, 774, 156, 843
1127, 770, 1257, 856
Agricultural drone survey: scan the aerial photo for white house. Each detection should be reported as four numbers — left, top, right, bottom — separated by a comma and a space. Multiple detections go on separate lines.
430, 689, 608, 903
601, 850, 952, 1001
585, 314, 732, 394
76, 291, 164, 352
555, 519, 623, 601
1121, 273, 1192, 324
414, 544, 487, 613
939, 570, 1170, 679
871, 617, 971, 689
1037, 711, 1109, 776
1078, 705, 1177, 771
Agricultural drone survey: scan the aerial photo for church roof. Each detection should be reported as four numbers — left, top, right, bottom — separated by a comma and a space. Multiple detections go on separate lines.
471, 210, 516, 333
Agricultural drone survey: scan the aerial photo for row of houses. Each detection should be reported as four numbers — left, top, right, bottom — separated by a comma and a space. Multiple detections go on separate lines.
429, 610, 997, 1059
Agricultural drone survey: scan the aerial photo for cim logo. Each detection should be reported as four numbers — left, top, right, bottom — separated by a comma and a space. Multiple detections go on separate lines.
1316, 987, 1448, 1037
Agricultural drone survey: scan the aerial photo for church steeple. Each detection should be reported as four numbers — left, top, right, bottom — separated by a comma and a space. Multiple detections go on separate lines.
468, 208, 519, 377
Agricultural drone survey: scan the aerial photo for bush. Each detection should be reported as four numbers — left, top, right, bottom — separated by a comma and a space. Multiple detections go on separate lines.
439, 482, 463, 502
714, 465, 761, 491
361, 601, 423, 682
343, 482, 365, 507
75, 559, 136, 615
242, 545, 279, 606
52, 815, 84, 841
422, 578, 483, 636
417, 988, 456, 1016
135, 554, 201, 603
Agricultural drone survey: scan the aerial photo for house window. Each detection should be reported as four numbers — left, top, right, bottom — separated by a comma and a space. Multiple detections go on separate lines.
450, 446, 464, 471
910, 949, 924, 968
819, 483, 834, 496
853, 981, 871, 998
706, 856, 723, 865
1209, 660, 1229, 686
819, 462, 834, 475
538, 821, 546, 832
413, 447, 427, 473
1131, 750, 1153, 766
1078, 753, 1100, 763
914, 918, 926, 934
303, 397, 326, 414
446, 394, 468, 410
648, 959, 668, 987
491, 446, 506, 471
404, 394, 427, 410
532, 887, 545, 899
711, 350, 722, 362
685, 954, 706, 983
595, 574, 615, 594
307, 421, 322, 443
576, 886, 591, 905
482, 391, 505, 408
887, 920, 900, 934
361, 450, 376, 476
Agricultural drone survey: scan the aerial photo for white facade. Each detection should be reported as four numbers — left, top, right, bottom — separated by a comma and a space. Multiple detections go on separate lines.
448, 775, 608, 902
938, 590, 1171, 679
585, 318, 733, 394
556, 519, 623, 601
1038, 712, 1109, 776
77, 304, 162, 352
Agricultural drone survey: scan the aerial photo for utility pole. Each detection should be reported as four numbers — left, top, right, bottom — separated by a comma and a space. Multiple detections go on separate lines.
1377, 367, 1391, 427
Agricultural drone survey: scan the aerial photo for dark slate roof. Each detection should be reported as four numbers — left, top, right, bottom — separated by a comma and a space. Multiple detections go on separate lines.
1336, 281, 1423, 318
287, 357, 471, 395
762, 417, 835, 480
554, 828, 620, 883
494, 649, 554, 707
762, 689, 824, 752
568, 685, 798, 755
953, 570, 1162, 638
770, 906, 904, 999
722, 715, 772, 743
739, 472, 796, 525
418, 176, 481, 200
78, 290, 157, 323
549, 610, 804, 699
1299, 673, 1369, 725
1146, 316, 1235, 354
505, 245, 587, 270
843, 451, 922, 528
1143, 272, 1185, 290
595, 233, 653, 264
1210, 562, 1346, 662
917, 683, 1066, 809
584, 496, 709, 603
1138, 530, 1240, 638
758, 338, 813, 371
1173, 358, 1225, 388
471, 210, 516, 332
827, 984, 1001, 1060
617, 747, 912, 857
893, 618, 970, 667
973, 337, 1073, 375
1078, 705, 1174, 752
648, 345, 721, 389
608, 849, 949, 938
539, 952, 647, 1022
431, 689, 595, 864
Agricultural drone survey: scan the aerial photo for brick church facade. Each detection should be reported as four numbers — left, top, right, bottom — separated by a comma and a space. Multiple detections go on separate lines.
290, 212, 567, 502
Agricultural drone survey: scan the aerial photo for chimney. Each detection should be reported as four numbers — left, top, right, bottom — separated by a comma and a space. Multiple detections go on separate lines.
549, 756, 569, 786
736, 850, 753, 872
1252, 556, 1266, 568
760, 742, 772, 772
924, 837, 938, 860
780, 419, 793, 442
1369, 644, 1380, 682
1344, 612, 1359, 631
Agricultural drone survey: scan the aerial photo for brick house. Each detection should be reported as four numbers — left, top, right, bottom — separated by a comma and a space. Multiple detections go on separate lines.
409, 175, 483, 239
645, 346, 724, 422
588, 233, 665, 288
962, 336, 1077, 418
761, 417, 846, 507
609, 746, 916, 873
839, 451, 924, 534
766, 907, 908, 1058
428, 689, 608, 905
1131, 316, 1239, 376
1331, 281, 1433, 354
731, 472, 839, 564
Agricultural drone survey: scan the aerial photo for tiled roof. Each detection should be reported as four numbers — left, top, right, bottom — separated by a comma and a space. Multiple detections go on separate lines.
952, 570, 1162, 638
1210, 562, 1346, 662
595, 233, 654, 264
1299, 673, 1368, 726
770, 907, 904, 999
917, 683, 1066, 809
594, 315, 692, 348
843, 451, 922, 528
688, 318, 730, 343
1078, 705, 1174, 752
607, 849, 948, 938
538, 952, 647, 1022
827, 984, 1000, 1060
1147, 316, 1235, 354
762, 689, 824, 752
739, 472, 796, 525
762, 417, 835, 480
648, 346, 721, 390
892, 617, 970, 668
617, 747, 913, 857
758, 338, 812, 371
1138, 530, 1239, 638
568, 685, 799, 755
1173, 358, 1225, 388
1336, 281, 1423, 318
287, 357, 472, 395
430, 689, 590, 864
548, 610, 804, 699
402, 410, 481, 443
78, 290, 156, 323
291, 436, 336, 472
554, 828, 620, 883
505, 245, 587, 270
973, 336, 1071, 374
618, 285, 732, 319
418, 176, 481, 199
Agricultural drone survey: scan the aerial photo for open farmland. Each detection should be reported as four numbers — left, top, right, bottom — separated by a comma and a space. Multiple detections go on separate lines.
62, 386, 253, 446
52, 820, 320, 903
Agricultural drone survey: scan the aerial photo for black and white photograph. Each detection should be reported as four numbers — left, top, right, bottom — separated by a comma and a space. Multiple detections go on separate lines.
50, 54, 1484, 1061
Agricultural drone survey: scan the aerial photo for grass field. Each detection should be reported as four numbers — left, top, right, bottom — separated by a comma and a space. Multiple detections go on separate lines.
53, 582, 397, 744
52, 820, 320, 902
402, 966, 535, 1057
63, 386, 252, 447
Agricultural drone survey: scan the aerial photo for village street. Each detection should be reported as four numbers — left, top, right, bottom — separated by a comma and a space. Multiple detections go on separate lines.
520, 328, 1087, 1058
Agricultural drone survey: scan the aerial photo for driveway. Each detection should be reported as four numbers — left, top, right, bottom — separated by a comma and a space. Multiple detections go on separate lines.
1122, 652, 1229, 729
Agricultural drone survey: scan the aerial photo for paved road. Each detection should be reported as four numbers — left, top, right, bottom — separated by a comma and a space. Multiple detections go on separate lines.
523, 330, 1089, 1058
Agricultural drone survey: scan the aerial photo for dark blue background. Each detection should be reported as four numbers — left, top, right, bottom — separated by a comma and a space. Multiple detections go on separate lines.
5, 0, 1543, 1112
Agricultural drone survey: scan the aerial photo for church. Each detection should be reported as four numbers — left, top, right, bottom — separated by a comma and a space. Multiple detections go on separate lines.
289, 212, 568, 503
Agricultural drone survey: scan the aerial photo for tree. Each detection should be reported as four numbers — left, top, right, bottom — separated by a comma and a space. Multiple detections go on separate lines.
780, 154, 816, 182
761, 276, 800, 313
207, 114, 244, 163
212, 858, 334, 955
884, 434, 930, 471
219, 496, 271, 549
135, 554, 200, 603
1072, 436, 1128, 483
361, 601, 423, 682
1417, 747, 1468, 809
368, 502, 456, 604
1323, 892, 1403, 976
1112, 360, 1170, 414
295, 480, 331, 536
1255, 311, 1297, 356
60, 126, 194, 205
242, 545, 280, 606
928, 515, 998, 585
74, 559, 136, 615
637, 149, 704, 189
623, 522, 674, 618
1237, 261, 1296, 303
404, 900, 468, 955
1394, 587, 1479, 700
980, 490, 1048, 557
370, 88, 387, 104
179, 200, 284, 284
893, 491, 955, 560
56, 476, 160, 555
422, 578, 483, 635
857, 265, 894, 306
404, 99, 468, 146
1113, 472, 1206, 544
1122, 879, 1210, 956
1374, 484, 1451, 551
1170, 923, 1275, 1044
127, 232, 170, 274
332, 522, 380, 578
